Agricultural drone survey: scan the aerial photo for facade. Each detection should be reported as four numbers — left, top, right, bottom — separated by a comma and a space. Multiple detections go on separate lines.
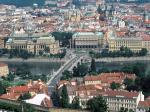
106, 30, 150, 52
72, 32, 103, 49
0, 63, 9, 77
103, 90, 144, 112
65, 82, 144, 112
0, 37, 5, 48
57, 72, 140, 111
5, 35, 60, 55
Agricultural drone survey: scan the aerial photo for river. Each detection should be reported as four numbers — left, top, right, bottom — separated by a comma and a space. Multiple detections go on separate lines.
5, 62, 63, 75
3, 60, 150, 76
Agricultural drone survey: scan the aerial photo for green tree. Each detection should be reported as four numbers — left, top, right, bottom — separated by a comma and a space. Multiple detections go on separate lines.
60, 85, 69, 108
71, 96, 80, 109
87, 96, 108, 112
146, 107, 150, 112
119, 107, 128, 112
133, 63, 147, 77
77, 63, 89, 77
7, 73, 15, 81
97, 5, 102, 14
139, 48, 148, 56
73, 66, 79, 77
91, 58, 96, 72
18, 93, 31, 100
121, 65, 133, 73
44, 46, 50, 53
61, 70, 72, 80
123, 78, 134, 87
39, 50, 43, 56
51, 91, 60, 107
0, 81, 6, 94
110, 82, 121, 90
20, 101, 35, 112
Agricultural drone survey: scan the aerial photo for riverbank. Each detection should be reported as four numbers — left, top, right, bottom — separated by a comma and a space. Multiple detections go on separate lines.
95, 56, 150, 62
0, 57, 66, 63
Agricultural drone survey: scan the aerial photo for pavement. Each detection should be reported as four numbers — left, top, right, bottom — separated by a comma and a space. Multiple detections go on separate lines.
47, 55, 79, 93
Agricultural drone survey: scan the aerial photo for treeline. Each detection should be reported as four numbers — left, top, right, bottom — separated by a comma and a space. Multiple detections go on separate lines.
0, 48, 66, 59
0, 48, 34, 59
89, 47, 148, 58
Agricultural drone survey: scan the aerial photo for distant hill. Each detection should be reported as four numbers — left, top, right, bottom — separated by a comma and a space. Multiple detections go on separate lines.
0, 0, 45, 7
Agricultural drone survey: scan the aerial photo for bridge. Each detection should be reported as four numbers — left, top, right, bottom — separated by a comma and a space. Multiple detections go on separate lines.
47, 54, 83, 93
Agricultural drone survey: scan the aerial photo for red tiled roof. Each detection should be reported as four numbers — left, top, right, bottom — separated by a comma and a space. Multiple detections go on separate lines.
7, 86, 29, 93
116, 31, 126, 37
138, 100, 150, 107
122, 15, 143, 21
0, 63, 7, 67
145, 20, 150, 24
84, 72, 136, 85
142, 35, 150, 41
76, 84, 102, 91
0, 93, 20, 100
103, 89, 139, 99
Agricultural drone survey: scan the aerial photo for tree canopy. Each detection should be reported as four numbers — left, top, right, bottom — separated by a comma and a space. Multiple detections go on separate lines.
87, 96, 108, 112
60, 85, 69, 108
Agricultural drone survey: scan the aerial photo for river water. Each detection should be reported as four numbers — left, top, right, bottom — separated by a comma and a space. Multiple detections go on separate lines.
5, 62, 63, 75
3, 60, 150, 76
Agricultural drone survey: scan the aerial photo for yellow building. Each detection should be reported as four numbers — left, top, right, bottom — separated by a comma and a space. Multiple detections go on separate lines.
0, 63, 9, 77
106, 30, 143, 52
5, 35, 60, 55
142, 36, 150, 51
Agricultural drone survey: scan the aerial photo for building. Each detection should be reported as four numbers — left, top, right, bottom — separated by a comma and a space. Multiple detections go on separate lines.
72, 32, 104, 49
0, 80, 49, 100
103, 90, 144, 112
0, 63, 9, 77
64, 82, 144, 111
106, 29, 150, 53
57, 71, 144, 111
25, 93, 52, 108
84, 72, 136, 87
5, 35, 60, 55
136, 98, 150, 112
106, 30, 142, 52
67, 84, 102, 108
